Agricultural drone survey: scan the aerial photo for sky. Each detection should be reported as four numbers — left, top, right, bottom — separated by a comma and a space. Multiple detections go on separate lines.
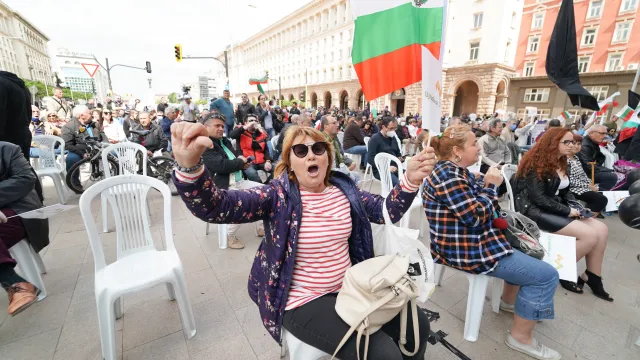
6, 0, 310, 99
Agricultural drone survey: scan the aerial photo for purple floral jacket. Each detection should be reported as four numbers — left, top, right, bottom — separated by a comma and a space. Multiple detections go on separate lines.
173, 169, 418, 343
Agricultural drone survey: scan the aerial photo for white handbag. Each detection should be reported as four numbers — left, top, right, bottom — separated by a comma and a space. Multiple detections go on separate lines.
332, 254, 420, 360
372, 202, 436, 302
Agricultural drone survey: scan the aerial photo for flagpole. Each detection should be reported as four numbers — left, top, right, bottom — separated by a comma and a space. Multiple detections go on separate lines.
633, 66, 640, 93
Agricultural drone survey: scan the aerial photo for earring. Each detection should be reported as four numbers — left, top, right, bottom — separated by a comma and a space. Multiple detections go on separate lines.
454, 155, 462, 162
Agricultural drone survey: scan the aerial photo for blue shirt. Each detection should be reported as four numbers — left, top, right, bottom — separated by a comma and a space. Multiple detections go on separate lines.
210, 98, 235, 126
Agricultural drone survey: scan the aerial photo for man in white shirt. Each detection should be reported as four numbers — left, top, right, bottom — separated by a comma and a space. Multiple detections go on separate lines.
178, 95, 200, 123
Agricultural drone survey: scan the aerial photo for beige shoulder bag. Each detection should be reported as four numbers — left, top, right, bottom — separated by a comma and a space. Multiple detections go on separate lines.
332, 254, 420, 360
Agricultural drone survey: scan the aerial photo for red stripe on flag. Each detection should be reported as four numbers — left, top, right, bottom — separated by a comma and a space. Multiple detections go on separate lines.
619, 127, 638, 143
354, 42, 439, 101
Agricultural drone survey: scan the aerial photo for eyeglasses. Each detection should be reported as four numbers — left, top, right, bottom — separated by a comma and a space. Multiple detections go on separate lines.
561, 140, 577, 146
594, 131, 607, 135
291, 142, 328, 158
103, 112, 111, 115
47, 114, 57, 118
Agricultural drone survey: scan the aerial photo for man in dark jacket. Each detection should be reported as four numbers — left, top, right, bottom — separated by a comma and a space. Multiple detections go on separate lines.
0, 141, 49, 316
161, 106, 177, 152
289, 101, 301, 115
130, 112, 168, 156
61, 105, 108, 186
122, 109, 141, 138
0, 71, 32, 161
235, 93, 257, 126
578, 125, 623, 190
343, 116, 368, 170
368, 116, 402, 186
201, 113, 252, 249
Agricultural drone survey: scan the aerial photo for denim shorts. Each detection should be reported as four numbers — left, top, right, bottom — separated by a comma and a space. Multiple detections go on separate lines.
487, 251, 559, 321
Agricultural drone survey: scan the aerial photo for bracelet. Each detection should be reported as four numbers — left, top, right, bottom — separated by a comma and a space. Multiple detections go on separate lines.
174, 158, 203, 173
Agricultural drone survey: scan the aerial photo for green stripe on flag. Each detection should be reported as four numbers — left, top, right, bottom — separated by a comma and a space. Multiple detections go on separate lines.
352, 3, 442, 65
257, 84, 265, 95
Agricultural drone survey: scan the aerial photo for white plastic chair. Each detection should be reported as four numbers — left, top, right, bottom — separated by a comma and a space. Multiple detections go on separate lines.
101, 143, 148, 233
280, 329, 330, 359
31, 135, 67, 204
434, 264, 502, 342
8, 239, 47, 301
501, 164, 518, 211
204, 223, 228, 250
361, 137, 375, 190
374, 153, 424, 230
271, 135, 280, 152
467, 156, 482, 174
78, 175, 196, 360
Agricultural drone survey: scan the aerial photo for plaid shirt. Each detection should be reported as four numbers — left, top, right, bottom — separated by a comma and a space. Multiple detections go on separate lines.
423, 161, 513, 274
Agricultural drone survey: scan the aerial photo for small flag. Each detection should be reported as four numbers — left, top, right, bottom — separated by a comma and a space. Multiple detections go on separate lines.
256, 84, 265, 95
249, 73, 268, 96
616, 105, 636, 121
558, 111, 571, 122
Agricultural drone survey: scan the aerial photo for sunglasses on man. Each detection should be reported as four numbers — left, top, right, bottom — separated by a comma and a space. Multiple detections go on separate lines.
291, 142, 328, 158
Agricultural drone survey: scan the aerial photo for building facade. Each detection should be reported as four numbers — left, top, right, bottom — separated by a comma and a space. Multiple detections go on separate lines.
509, 0, 640, 121
198, 75, 218, 100
0, 1, 53, 85
216, 0, 524, 117
55, 48, 110, 101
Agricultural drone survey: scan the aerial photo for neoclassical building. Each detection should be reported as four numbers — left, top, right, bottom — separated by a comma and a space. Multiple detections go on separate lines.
217, 0, 524, 116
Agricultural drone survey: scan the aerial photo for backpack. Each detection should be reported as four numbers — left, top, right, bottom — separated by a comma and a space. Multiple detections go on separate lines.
332, 254, 420, 360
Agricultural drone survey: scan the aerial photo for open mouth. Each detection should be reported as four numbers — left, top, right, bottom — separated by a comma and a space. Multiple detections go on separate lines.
307, 165, 319, 177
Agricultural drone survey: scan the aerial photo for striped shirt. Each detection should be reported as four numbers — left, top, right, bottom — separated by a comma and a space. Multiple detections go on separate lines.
285, 185, 353, 310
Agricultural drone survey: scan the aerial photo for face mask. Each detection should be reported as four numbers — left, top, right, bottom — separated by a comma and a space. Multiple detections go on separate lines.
385, 130, 397, 138
31, 118, 41, 124
510, 124, 517, 131
400, 122, 406, 126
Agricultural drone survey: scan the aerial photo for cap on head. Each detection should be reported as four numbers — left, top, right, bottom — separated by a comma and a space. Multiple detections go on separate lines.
183, 95, 192, 100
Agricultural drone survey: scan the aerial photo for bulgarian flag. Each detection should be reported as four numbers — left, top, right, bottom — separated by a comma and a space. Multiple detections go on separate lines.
616, 105, 636, 121
350, 0, 444, 102
558, 111, 571, 122
249, 73, 268, 95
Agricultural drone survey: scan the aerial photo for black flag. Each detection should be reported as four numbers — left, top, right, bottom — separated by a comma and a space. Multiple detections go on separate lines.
629, 90, 640, 110
546, 0, 599, 111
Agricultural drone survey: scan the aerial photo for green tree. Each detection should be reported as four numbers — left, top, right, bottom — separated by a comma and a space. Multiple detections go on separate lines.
167, 92, 178, 103
195, 99, 208, 105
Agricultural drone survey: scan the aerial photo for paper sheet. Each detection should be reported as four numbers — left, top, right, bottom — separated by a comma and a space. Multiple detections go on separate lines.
8, 204, 76, 219
538, 232, 578, 282
601, 191, 630, 212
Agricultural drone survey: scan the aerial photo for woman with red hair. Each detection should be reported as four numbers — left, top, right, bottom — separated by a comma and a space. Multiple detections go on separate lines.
511, 128, 612, 301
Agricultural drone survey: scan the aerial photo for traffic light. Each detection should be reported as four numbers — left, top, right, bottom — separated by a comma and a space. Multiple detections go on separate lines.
300, 91, 306, 102
145, 61, 152, 73
174, 44, 182, 62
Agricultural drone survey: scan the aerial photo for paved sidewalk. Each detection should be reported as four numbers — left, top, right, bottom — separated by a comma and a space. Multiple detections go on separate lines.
0, 178, 638, 360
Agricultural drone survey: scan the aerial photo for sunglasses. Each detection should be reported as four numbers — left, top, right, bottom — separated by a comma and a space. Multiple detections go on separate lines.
291, 142, 328, 158
103, 112, 111, 115
47, 114, 57, 118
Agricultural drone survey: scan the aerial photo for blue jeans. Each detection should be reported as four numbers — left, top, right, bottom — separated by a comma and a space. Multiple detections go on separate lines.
487, 251, 559, 321
243, 163, 272, 184
65, 152, 83, 183
345, 145, 368, 166
265, 128, 276, 158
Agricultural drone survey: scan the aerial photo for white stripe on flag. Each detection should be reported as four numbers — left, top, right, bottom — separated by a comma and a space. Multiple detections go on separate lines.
350, 0, 445, 19
421, 1, 447, 135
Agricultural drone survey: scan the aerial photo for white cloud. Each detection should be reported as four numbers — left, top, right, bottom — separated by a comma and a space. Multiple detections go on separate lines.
6, 0, 309, 99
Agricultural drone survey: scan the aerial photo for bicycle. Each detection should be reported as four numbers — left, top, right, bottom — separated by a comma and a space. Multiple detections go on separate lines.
65, 137, 119, 194
128, 129, 178, 195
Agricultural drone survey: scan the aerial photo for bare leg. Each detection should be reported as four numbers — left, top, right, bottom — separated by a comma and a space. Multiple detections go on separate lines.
554, 220, 597, 262
580, 218, 608, 276
502, 283, 519, 304
510, 315, 537, 344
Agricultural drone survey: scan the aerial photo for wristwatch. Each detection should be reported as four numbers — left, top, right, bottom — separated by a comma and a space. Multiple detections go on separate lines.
174, 158, 203, 173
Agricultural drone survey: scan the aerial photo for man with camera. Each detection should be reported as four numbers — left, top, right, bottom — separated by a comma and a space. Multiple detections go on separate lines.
228, 115, 273, 184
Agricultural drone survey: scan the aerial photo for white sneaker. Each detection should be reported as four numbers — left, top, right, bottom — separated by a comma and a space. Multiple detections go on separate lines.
500, 299, 515, 314
505, 334, 561, 360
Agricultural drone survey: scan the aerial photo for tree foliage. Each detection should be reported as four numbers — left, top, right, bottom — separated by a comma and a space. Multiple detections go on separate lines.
23, 79, 93, 102
195, 99, 208, 105
167, 92, 178, 103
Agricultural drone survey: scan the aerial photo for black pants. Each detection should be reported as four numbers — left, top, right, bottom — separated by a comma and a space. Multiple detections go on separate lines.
573, 191, 608, 213
480, 164, 507, 196
282, 293, 429, 360
594, 171, 619, 191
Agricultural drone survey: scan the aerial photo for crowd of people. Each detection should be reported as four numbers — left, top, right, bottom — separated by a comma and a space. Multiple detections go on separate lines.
1, 65, 634, 360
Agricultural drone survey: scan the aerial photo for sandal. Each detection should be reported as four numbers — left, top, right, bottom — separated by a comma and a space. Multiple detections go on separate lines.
559, 279, 583, 294
578, 270, 614, 302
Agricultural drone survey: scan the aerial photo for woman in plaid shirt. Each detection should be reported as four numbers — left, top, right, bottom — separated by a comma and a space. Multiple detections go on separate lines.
424, 125, 562, 360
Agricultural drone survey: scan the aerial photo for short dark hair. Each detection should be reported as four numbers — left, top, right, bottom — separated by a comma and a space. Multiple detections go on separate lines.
201, 112, 226, 125
292, 101, 297, 105
381, 116, 397, 129
241, 93, 248, 97
549, 119, 562, 128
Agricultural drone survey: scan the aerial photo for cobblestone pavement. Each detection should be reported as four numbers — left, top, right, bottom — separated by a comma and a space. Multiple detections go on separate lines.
1, 178, 639, 360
